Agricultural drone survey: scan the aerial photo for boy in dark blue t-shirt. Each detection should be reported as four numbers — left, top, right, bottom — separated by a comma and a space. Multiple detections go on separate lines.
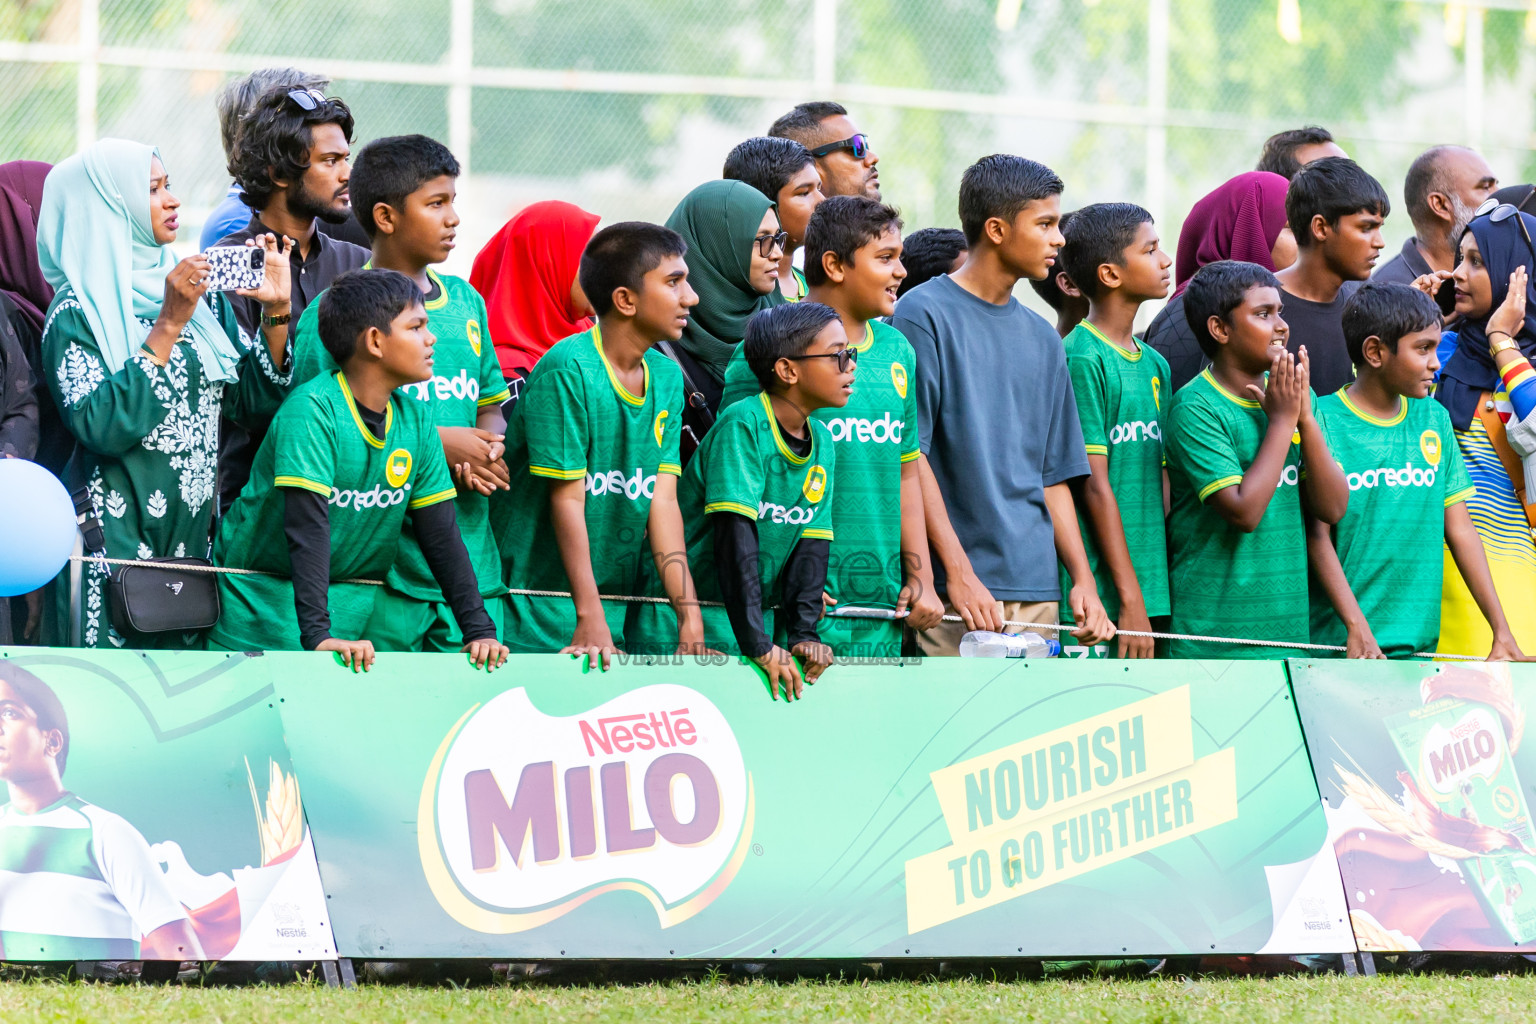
891, 154, 1113, 656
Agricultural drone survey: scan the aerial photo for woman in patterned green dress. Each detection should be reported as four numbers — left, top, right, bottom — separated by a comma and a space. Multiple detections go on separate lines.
37, 139, 295, 648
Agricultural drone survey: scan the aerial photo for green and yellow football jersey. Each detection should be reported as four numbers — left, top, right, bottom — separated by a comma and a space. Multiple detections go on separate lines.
1058, 321, 1171, 621
211, 372, 456, 651
494, 326, 685, 651
719, 320, 918, 657
1164, 369, 1309, 658
1309, 390, 1472, 657
628, 392, 836, 655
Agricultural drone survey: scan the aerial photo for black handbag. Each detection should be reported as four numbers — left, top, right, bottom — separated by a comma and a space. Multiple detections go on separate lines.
106, 558, 221, 635
71, 485, 222, 636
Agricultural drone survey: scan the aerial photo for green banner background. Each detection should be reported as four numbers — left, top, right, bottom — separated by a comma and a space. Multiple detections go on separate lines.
272, 654, 1352, 959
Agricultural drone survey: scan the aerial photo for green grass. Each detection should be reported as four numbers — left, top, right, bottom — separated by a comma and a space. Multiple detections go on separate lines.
3, 972, 1536, 1023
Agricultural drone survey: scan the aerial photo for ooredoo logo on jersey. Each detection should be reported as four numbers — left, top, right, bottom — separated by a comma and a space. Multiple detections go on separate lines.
419, 685, 753, 932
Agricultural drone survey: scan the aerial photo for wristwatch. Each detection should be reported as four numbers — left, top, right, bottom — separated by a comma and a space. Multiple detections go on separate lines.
261, 310, 292, 328
1489, 333, 1519, 357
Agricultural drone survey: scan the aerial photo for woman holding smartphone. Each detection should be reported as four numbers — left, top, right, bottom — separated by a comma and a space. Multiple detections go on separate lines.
37, 138, 293, 649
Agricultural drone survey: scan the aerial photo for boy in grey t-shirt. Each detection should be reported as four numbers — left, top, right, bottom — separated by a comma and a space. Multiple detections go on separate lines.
891, 154, 1114, 655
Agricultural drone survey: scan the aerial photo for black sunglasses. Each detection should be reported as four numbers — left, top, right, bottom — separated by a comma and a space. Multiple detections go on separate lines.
1474, 196, 1536, 268
753, 230, 789, 258
809, 134, 870, 160
285, 88, 329, 112
785, 347, 858, 373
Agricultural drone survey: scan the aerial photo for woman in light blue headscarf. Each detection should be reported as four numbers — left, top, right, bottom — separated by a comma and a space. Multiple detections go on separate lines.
38, 138, 295, 648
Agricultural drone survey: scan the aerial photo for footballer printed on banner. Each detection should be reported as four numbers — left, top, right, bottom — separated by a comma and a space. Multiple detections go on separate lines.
419, 685, 754, 933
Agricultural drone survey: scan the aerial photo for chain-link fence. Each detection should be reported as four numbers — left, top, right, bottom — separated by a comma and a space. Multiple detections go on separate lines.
4, 0, 1536, 314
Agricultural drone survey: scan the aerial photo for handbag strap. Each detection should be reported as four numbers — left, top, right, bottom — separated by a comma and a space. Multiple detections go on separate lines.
655, 339, 718, 430
1475, 394, 1536, 532
70, 485, 107, 557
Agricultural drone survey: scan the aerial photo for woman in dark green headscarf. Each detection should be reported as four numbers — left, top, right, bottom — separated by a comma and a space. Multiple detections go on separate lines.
665, 179, 785, 394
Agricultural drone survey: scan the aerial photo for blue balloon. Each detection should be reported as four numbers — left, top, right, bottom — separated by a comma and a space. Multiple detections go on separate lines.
0, 460, 77, 597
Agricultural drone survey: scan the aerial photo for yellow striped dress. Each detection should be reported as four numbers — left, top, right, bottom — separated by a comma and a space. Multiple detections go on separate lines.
1440, 384, 1536, 655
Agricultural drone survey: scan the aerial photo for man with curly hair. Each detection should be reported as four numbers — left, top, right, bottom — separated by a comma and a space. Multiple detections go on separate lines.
214, 84, 369, 510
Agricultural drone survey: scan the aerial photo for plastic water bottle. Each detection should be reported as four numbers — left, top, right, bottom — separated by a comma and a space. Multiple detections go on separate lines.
958, 630, 1060, 658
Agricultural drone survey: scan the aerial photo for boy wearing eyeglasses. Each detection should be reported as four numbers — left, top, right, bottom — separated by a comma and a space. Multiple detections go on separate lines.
287, 135, 512, 654
715, 196, 944, 660
630, 302, 852, 700
768, 101, 881, 200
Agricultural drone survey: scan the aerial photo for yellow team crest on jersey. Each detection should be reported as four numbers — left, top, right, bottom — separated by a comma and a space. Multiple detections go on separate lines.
891, 362, 908, 399
654, 409, 668, 447
385, 448, 413, 488
466, 319, 482, 357
1152, 376, 1162, 411
1420, 429, 1442, 466
803, 464, 828, 503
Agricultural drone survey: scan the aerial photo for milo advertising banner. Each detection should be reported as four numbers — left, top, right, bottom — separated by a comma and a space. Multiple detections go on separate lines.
273, 654, 1354, 958
1290, 660, 1536, 953
0, 649, 334, 961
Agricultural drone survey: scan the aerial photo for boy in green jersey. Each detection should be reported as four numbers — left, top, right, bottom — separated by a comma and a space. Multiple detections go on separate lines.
718, 196, 944, 659
1307, 281, 1523, 659
633, 302, 852, 700
211, 270, 508, 672
1057, 203, 1174, 657
496, 222, 709, 669
1164, 260, 1349, 658
289, 136, 512, 652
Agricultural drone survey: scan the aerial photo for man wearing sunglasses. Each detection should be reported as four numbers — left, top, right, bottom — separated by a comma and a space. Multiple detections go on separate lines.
214, 83, 369, 513
1375, 145, 1498, 287
769, 101, 881, 201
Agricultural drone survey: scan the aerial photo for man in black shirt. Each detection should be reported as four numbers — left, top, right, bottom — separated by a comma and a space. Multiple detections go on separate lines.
215, 85, 369, 511
1256, 125, 1346, 181
1375, 145, 1497, 286
1273, 158, 1389, 396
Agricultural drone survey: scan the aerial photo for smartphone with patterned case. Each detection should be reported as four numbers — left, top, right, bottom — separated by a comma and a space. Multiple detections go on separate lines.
204, 245, 265, 292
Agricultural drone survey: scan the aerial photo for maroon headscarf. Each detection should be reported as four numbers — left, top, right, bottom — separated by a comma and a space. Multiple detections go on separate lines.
0, 160, 53, 332
1173, 171, 1290, 296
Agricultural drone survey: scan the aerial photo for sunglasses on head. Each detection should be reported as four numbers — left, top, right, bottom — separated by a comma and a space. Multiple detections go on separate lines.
1474, 196, 1536, 268
285, 88, 329, 112
809, 134, 870, 160
785, 347, 858, 373
754, 230, 789, 258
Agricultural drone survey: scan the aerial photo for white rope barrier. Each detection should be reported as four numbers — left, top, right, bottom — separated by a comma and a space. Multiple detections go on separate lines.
65, 556, 1487, 661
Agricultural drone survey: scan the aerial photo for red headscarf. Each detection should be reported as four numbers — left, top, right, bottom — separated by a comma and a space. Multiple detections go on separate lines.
470, 200, 601, 376
1173, 171, 1290, 296
0, 160, 54, 332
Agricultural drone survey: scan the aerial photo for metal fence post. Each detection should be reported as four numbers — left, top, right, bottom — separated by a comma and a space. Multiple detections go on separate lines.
814, 0, 837, 93
449, 0, 474, 173
1464, 2, 1484, 149
76, 0, 100, 151
1146, 0, 1169, 221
